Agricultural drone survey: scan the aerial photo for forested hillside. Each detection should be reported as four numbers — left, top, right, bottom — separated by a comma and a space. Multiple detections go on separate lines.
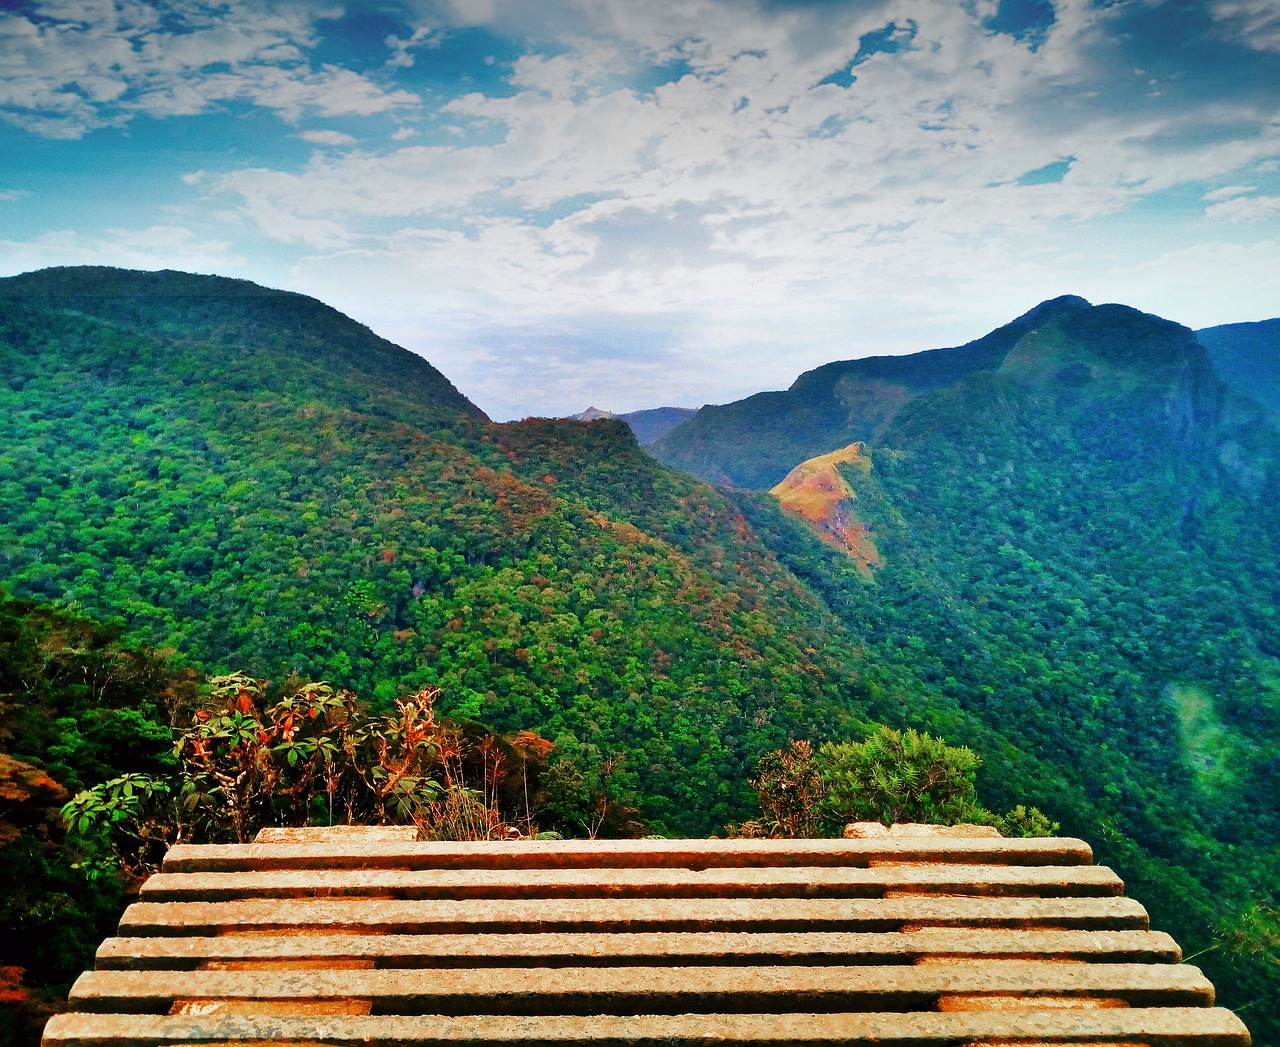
3, 270, 1278, 1040
0, 593, 197, 1044
1197, 317, 1280, 417
0, 266, 907, 832
696, 298, 1280, 1037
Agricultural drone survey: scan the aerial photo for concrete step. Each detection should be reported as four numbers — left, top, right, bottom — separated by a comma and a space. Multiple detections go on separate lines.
136, 863, 1124, 902
42, 1006, 1252, 1046
68, 961, 1217, 1015
94, 927, 1183, 970
116, 894, 1152, 937
159, 836, 1095, 873
43, 832, 1251, 1047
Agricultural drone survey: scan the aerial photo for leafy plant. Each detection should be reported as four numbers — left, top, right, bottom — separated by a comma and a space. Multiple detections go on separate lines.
994, 803, 1059, 838
748, 740, 824, 838
735, 729, 1057, 839
816, 726, 992, 829
62, 671, 576, 857
59, 774, 174, 878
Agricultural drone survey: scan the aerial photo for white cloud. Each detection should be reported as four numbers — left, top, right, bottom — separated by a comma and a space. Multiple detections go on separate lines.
4, 0, 1277, 416
0, 188, 32, 202
135, 0, 1257, 413
386, 24, 444, 69
1204, 184, 1258, 201
1204, 193, 1280, 222
299, 129, 357, 145
1212, 0, 1280, 52
212, 3, 1273, 287
0, 0, 418, 138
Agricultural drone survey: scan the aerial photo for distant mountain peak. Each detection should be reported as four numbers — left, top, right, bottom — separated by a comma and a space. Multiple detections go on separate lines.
1010, 294, 1092, 329
617, 406, 698, 445
574, 407, 616, 421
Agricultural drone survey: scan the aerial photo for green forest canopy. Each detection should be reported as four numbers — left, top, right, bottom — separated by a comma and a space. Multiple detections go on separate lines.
2, 269, 1278, 1040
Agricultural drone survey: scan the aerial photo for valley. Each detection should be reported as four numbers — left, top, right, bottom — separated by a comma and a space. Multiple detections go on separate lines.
2, 269, 1278, 1041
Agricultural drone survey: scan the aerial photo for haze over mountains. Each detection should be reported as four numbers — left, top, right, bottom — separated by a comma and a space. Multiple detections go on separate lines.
571, 406, 697, 446
2, 267, 1279, 1037
1197, 318, 1280, 418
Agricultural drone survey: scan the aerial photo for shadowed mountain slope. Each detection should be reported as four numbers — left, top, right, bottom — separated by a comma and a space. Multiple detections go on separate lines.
1197, 318, 1280, 417
650, 296, 1092, 489
618, 406, 697, 445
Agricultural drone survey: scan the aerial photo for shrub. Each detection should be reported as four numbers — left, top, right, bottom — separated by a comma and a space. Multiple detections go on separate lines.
816, 726, 991, 829
738, 726, 1058, 838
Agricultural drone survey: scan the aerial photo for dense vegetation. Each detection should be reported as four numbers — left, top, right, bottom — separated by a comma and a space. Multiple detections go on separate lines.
721, 301, 1280, 1037
0, 594, 647, 1043
4, 269, 1278, 1041
0, 592, 196, 1046
0, 267, 897, 835
1197, 317, 1280, 417
734, 732, 1057, 840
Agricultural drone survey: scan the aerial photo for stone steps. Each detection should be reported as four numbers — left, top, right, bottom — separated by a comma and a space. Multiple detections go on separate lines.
156, 834, 1096, 873
42, 828, 1252, 1046
69, 961, 1216, 1014
136, 864, 1125, 901
42, 1007, 1253, 1046
95, 928, 1185, 970
114, 894, 1155, 935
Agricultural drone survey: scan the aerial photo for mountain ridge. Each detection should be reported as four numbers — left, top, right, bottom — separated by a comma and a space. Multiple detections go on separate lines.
0, 265, 897, 834
1, 265, 488, 423
1196, 317, 1280, 418
4, 268, 1279, 1038
649, 296, 1258, 490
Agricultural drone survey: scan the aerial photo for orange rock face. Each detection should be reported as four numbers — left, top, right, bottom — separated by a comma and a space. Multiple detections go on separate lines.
769, 443, 884, 572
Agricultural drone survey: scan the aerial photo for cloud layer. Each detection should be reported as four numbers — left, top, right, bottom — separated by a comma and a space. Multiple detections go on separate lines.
2, 0, 1277, 417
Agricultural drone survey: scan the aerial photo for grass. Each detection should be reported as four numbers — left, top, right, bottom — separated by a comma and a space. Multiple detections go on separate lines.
769, 444, 882, 575
1166, 681, 1242, 794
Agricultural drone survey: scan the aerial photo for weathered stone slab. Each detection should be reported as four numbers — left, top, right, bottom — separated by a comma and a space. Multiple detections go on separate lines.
95, 927, 1183, 970
159, 836, 1094, 874
253, 826, 420, 844
41, 1006, 1253, 1046
844, 822, 1003, 839
44, 832, 1248, 1047
69, 961, 1216, 1015
116, 894, 1151, 937
136, 863, 1124, 902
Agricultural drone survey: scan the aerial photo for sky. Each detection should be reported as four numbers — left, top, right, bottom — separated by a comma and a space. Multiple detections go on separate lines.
1, 0, 1277, 420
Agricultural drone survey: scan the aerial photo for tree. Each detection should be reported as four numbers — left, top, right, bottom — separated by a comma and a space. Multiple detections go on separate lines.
747, 740, 824, 838
816, 726, 991, 828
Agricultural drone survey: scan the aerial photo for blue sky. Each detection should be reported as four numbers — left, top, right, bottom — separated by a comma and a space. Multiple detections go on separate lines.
1, 0, 1277, 419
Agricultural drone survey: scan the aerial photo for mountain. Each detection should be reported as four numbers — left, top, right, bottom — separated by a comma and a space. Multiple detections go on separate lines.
1197, 318, 1280, 417
718, 298, 1280, 1036
571, 406, 697, 445
5, 270, 1279, 1037
0, 267, 487, 424
650, 296, 1093, 488
0, 266, 921, 835
617, 406, 697, 445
